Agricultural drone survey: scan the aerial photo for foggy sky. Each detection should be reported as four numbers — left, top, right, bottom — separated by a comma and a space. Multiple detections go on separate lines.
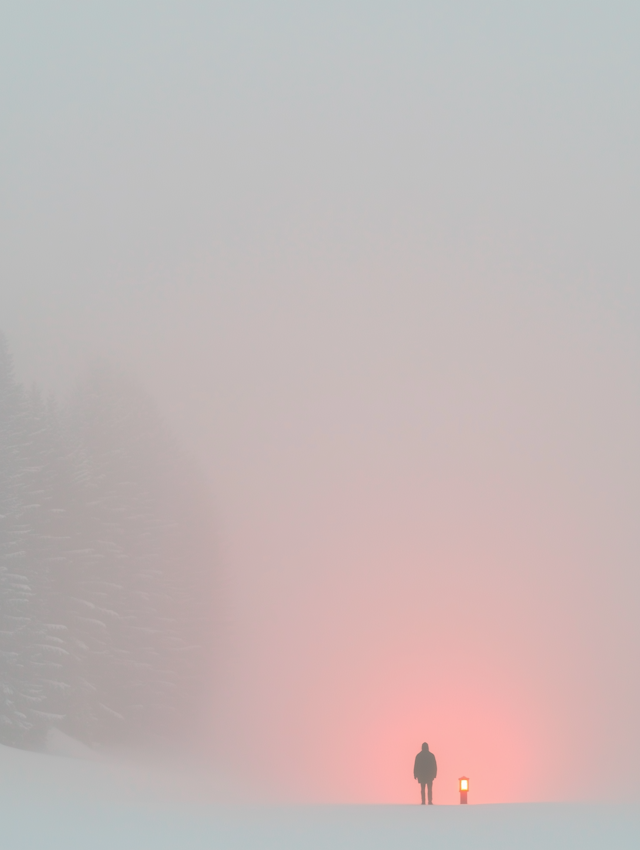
2, 1, 640, 804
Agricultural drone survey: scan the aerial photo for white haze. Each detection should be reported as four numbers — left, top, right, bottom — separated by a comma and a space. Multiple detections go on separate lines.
1, 0, 640, 807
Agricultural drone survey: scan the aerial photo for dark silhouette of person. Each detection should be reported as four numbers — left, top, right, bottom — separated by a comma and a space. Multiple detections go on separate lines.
414, 742, 437, 805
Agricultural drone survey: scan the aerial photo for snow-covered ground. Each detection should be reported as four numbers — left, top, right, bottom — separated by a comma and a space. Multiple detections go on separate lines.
0, 741, 637, 849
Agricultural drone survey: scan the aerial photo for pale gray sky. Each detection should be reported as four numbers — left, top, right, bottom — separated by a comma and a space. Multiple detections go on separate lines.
2, 1, 640, 803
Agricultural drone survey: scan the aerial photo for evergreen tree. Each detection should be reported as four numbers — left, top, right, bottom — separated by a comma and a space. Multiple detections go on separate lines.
0, 336, 215, 750
0, 335, 64, 745
21, 389, 70, 738
63, 365, 214, 746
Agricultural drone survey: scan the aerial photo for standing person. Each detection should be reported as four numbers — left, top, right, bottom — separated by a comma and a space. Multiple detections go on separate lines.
414, 742, 437, 805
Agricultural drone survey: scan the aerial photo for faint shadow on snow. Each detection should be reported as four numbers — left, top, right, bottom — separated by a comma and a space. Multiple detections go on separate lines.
45, 728, 103, 760
0, 730, 239, 814
0, 743, 638, 850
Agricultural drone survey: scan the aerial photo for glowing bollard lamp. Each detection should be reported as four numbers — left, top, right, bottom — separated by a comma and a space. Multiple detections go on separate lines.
458, 777, 469, 804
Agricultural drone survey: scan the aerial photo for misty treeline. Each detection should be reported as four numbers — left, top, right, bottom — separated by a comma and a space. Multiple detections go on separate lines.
0, 333, 215, 751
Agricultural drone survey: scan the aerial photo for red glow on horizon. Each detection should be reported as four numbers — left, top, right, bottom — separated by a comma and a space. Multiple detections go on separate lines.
347, 681, 543, 805
226, 657, 549, 806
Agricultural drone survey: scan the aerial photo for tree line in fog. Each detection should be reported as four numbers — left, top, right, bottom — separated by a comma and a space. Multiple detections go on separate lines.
0, 333, 215, 751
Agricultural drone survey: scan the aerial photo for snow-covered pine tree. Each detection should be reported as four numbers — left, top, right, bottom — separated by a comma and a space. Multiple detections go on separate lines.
21, 389, 74, 738
0, 333, 33, 744
0, 335, 215, 751
0, 334, 69, 746
64, 365, 214, 747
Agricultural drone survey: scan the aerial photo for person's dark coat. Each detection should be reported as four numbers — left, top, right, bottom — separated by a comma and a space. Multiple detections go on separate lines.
414, 744, 437, 783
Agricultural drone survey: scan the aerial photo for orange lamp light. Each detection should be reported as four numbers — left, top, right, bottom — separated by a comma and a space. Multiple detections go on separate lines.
458, 776, 469, 804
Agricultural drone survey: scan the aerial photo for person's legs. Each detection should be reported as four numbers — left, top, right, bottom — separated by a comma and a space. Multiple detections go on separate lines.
420, 783, 426, 805
427, 781, 433, 805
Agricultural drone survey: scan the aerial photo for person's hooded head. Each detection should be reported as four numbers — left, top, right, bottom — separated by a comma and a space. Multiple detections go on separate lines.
422, 743, 429, 752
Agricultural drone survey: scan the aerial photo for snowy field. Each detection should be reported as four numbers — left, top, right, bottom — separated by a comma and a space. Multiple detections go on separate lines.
0, 741, 638, 850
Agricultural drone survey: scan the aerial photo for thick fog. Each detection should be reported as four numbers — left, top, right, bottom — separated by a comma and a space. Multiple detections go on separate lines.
1, 1, 640, 805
